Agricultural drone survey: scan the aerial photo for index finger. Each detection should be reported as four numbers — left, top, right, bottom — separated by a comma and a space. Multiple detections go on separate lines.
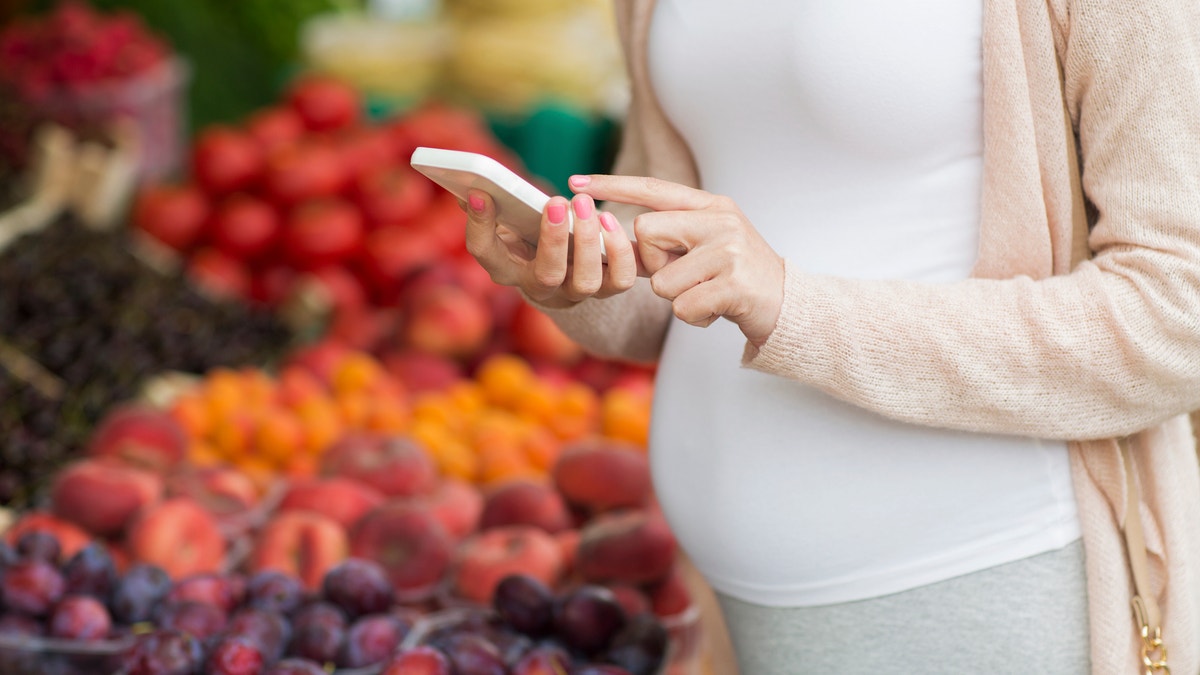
568, 174, 717, 213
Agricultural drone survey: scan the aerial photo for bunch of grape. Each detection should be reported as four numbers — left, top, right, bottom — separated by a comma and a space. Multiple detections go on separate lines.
0, 216, 293, 508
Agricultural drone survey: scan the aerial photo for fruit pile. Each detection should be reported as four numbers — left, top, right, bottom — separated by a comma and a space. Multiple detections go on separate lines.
0, 0, 179, 175
164, 342, 652, 490
0, 517, 670, 675
133, 74, 507, 316
385, 574, 671, 675
1, 403, 694, 674
0, 216, 293, 508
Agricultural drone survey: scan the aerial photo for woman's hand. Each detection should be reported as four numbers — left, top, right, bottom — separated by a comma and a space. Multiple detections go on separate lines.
461, 189, 640, 308
568, 174, 785, 347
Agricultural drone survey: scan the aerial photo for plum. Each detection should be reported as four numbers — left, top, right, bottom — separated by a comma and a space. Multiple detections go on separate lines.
602, 612, 670, 675
61, 542, 118, 599
14, 530, 61, 564
264, 657, 328, 674
553, 585, 627, 655
381, 645, 452, 674
123, 629, 207, 675
288, 601, 347, 664
245, 569, 305, 615
321, 557, 394, 618
511, 645, 573, 675
338, 613, 407, 668
155, 600, 228, 641
493, 574, 554, 636
112, 563, 172, 624
441, 632, 507, 675
0, 558, 65, 616
47, 594, 112, 640
168, 572, 245, 613
227, 607, 292, 663
208, 635, 266, 675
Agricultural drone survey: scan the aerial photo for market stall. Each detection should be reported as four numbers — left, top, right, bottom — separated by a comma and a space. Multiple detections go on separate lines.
0, 2, 737, 673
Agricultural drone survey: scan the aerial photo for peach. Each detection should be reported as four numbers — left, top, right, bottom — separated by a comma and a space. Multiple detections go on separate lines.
508, 300, 583, 366
278, 476, 385, 530
552, 439, 652, 514
576, 509, 677, 586
452, 525, 565, 605
349, 502, 454, 596
382, 348, 464, 394
86, 405, 188, 472
166, 466, 259, 519
321, 433, 438, 498
4, 512, 91, 561
401, 284, 493, 359
647, 563, 693, 618
249, 511, 349, 591
127, 498, 227, 579
421, 477, 483, 541
50, 460, 163, 537
555, 528, 581, 578
285, 338, 354, 386
479, 479, 572, 534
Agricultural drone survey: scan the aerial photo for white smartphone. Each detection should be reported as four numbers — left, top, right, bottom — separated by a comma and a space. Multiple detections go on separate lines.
409, 146, 653, 273
410, 146, 564, 249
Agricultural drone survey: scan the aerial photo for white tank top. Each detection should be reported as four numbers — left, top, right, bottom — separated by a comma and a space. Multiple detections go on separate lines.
646, 0, 1081, 606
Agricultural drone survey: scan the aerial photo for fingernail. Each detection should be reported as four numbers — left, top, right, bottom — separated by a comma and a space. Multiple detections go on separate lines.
547, 201, 567, 225
468, 195, 485, 213
569, 175, 591, 189
600, 212, 618, 232
573, 195, 594, 219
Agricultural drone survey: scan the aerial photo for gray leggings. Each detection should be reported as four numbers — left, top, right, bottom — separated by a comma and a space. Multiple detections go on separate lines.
715, 540, 1090, 675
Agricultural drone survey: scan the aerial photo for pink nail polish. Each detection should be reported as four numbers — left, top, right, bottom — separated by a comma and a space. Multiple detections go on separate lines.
573, 195, 594, 219
468, 195, 485, 212
600, 212, 618, 232
569, 175, 591, 189
547, 202, 567, 224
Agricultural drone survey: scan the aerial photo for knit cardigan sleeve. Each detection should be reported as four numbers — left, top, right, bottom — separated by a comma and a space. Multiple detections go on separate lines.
747, 0, 1200, 440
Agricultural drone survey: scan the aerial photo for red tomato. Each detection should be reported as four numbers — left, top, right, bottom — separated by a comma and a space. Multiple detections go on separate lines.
208, 194, 281, 261
262, 142, 348, 207
286, 75, 361, 133
245, 106, 305, 154
358, 226, 440, 305
131, 183, 210, 252
351, 165, 434, 230
248, 263, 297, 307
188, 248, 251, 301
336, 126, 399, 183
282, 198, 365, 271
190, 126, 264, 196
301, 265, 368, 313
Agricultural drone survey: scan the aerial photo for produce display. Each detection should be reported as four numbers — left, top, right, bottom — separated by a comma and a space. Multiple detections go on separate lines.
0, 0, 187, 179
0, 3, 720, 673
0, 341, 692, 675
0, 216, 293, 509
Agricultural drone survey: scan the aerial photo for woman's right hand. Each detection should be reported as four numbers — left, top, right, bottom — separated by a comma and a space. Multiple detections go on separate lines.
462, 189, 640, 308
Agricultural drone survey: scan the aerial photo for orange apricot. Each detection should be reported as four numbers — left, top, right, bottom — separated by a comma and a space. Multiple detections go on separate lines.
476, 354, 536, 409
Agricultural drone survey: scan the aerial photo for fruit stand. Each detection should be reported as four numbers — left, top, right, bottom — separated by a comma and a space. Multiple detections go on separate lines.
0, 2, 739, 674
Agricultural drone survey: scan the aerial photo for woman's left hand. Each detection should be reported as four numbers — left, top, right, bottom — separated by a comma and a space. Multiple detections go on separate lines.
569, 174, 786, 348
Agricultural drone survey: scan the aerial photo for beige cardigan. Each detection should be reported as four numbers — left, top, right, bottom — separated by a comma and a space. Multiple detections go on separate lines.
539, 0, 1200, 671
